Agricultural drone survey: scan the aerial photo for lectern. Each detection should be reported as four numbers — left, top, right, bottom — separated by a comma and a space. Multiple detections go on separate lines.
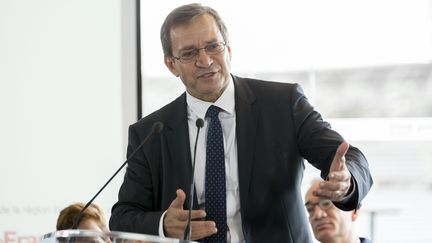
40, 230, 197, 243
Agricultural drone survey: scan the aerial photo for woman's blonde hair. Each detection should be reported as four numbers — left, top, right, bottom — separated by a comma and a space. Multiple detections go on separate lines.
56, 202, 108, 231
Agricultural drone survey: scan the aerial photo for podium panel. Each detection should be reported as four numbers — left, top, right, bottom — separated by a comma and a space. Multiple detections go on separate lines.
40, 230, 197, 243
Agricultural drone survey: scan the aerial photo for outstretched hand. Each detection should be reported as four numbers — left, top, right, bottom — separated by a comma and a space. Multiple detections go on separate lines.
163, 189, 217, 240
313, 142, 352, 202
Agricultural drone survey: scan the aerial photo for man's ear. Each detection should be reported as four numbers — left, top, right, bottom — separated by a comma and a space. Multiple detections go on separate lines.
164, 55, 179, 77
227, 44, 232, 60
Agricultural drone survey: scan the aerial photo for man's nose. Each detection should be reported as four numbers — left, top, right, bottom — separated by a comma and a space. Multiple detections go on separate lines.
313, 206, 327, 219
195, 49, 213, 67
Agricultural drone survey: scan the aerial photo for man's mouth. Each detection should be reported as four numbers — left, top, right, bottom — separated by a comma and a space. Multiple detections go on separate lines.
315, 221, 332, 231
197, 71, 217, 79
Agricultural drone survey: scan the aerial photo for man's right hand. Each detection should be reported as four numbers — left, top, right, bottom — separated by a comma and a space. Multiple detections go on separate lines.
163, 189, 217, 240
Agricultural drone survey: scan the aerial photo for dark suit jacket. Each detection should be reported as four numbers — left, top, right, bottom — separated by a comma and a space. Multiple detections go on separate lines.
110, 75, 373, 243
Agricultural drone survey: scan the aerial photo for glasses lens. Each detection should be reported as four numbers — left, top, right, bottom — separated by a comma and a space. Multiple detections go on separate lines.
319, 199, 333, 210
205, 42, 225, 54
178, 49, 198, 62
174, 42, 226, 63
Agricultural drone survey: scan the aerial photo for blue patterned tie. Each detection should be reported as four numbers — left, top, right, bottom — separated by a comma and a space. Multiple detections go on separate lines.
204, 105, 227, 243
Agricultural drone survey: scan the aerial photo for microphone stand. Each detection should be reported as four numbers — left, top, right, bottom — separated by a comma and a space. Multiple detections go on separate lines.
71, 122, 163, 229
184, 118, 204, 240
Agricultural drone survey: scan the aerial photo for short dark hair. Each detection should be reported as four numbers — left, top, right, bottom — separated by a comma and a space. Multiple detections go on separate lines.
160, 3, 229, 57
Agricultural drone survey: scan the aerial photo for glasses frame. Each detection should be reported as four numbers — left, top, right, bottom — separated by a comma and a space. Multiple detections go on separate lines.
171, 41, 227, 64
305, 199, 333, 216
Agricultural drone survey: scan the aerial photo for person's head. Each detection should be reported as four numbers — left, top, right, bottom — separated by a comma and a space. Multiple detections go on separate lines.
305, 179, 359, 243
161, 3, 232, 102
56, 202, 108, 231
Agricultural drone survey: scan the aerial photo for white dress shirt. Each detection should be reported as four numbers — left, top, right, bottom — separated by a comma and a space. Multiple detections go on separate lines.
186, 77, 243, 243
158, 77, 244, 243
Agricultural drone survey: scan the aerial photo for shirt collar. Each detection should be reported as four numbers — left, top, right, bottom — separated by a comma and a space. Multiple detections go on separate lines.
186, 75, 235, 118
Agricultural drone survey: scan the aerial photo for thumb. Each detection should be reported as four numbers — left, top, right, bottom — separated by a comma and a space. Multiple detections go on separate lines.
331, 141, 349, 171
169, 189, 186, 209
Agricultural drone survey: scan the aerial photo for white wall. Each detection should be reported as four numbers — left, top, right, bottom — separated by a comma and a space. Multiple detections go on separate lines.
0, 0, 136, 240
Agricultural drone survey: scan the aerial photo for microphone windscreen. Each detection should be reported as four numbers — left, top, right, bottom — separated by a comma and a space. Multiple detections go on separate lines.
196, 118, 204, 128
152, 121, 164, 133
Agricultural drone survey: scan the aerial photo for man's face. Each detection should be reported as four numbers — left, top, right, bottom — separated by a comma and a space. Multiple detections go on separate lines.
305, 182, 355, 242
164, 13, 232, 102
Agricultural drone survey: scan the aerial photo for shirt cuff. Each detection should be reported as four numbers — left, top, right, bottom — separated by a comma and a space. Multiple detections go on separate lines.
158, 210, 167, 237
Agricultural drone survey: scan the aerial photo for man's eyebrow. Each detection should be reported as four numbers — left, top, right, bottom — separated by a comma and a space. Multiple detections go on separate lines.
178, 44, 196, 51
205, 39, 219, 44
178, 39, 220, 51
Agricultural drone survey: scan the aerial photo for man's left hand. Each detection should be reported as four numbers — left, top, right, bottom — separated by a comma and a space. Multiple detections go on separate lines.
313, 141, 351, 202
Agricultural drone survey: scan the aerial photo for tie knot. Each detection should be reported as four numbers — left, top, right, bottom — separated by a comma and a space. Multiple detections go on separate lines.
206, 105, 221, 119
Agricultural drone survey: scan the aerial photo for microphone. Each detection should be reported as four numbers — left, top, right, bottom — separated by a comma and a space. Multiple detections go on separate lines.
184, 118, 204, 240
71, 121, 164, 229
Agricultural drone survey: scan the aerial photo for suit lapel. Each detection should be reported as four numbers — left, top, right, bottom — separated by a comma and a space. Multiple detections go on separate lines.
233, 76, 259, 209
163, 77, 259, 210
163, 93, 197, 208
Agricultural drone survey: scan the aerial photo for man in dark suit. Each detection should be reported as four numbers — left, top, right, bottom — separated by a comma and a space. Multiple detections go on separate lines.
110, 3, 373, 243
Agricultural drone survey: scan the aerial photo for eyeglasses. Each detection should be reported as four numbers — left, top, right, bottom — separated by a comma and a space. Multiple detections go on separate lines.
305, 199, 333, 216
171, 42, 227, 64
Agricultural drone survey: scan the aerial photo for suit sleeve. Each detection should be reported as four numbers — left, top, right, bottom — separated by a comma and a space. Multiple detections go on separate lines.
109, 124, 163, 234
290, 83, 373, 210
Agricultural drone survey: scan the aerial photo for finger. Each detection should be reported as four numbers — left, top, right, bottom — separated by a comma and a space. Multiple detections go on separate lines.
169, 189, 186, 209
329, 142, 349, 174
313, 187, 345, 200
315, 179, 351, 201
190, 209, 207, 220
327, 170, 351, 181
190, 220, 217, 240
176, 209, 206, 221
319, 180, 350, 192
333, 141, 349, 170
